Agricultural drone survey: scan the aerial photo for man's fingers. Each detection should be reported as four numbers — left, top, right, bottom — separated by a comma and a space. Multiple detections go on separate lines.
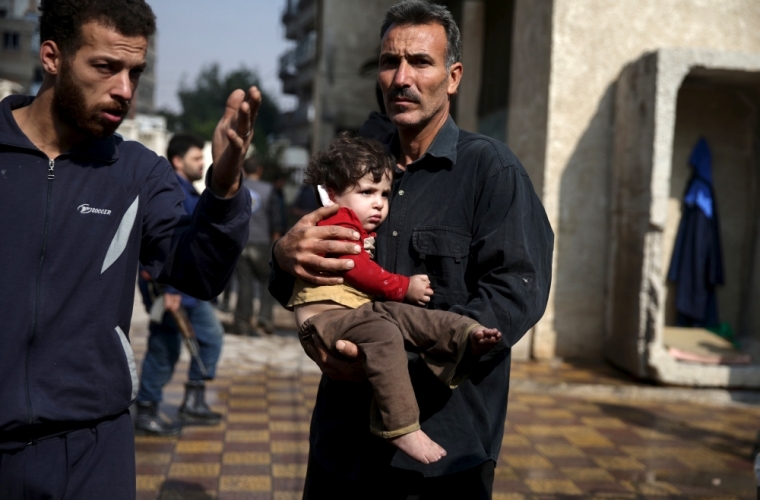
304, 255, 355, 273
304, 275, 345, 286
222, 89, 246, 124
246, 86, 262, 128
335, 340, 360, 359
231, 87, 261, 151
312, 336, 330, 363
318, 240, 361, 256
226, 127, 244, 150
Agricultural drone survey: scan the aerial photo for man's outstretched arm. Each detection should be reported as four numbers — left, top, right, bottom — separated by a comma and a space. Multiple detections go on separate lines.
141, 87, 262, 299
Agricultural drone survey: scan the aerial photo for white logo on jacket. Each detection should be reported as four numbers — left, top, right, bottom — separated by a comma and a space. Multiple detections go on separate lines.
78, 204, 112, 215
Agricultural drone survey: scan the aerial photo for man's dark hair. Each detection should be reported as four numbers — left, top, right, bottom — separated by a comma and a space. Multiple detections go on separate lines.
243, 155, 263, 175
380, 0, 461, 69
306, 133, 394, 196
167, 133, 204, 162
39, 0, 157, 55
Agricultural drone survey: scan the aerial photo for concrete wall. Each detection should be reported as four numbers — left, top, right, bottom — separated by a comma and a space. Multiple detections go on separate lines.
532, 0, 760, 359
312, 0, 397, 150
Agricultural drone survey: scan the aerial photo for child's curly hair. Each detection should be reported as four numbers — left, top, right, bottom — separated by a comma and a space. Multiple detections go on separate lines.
305, 132, 394, 198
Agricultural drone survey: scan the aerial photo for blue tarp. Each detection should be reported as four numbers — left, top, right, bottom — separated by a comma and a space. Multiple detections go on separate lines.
667, 138, 724, 327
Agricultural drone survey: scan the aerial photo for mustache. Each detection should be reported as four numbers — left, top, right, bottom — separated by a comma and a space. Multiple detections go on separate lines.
387, 86, 420, 103
97, 100, 130, 116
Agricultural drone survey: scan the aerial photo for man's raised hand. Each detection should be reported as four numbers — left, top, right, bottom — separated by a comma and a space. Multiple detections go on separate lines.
209, 86, 262, 198
273, 205, 361, 285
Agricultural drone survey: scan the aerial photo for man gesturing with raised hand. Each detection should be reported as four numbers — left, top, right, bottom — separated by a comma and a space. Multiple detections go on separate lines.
0, 0, 258, 497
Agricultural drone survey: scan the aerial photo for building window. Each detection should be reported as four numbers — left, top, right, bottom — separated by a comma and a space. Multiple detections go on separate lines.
3, 31, 20, 51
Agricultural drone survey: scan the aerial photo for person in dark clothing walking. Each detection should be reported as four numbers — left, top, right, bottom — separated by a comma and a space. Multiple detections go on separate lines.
0, 0, 260, 497
134, 133, 227, 436
270, 1, 553, 498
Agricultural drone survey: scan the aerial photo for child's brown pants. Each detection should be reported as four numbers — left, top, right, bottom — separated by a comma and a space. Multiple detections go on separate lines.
298, 302, 479, 438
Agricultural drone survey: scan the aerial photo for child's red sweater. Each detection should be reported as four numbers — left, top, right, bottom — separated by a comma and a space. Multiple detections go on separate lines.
318, 207, 409, 301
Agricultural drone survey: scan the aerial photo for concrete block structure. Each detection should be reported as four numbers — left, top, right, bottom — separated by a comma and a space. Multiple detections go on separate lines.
607, 49, 760, 387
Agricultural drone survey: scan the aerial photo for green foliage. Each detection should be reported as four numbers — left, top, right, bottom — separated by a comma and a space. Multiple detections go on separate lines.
160, 64, 280, 157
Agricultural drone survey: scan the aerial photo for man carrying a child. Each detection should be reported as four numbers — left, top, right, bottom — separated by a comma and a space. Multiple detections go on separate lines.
269, 0, 554, 498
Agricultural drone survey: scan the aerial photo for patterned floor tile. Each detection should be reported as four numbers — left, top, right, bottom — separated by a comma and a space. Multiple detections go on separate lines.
218, 475, 271, 492
130, 305, 760, 500
167, 463, 221, 478
524, 478, 583, 494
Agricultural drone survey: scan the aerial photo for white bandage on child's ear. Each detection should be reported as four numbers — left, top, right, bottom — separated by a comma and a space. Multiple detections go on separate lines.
317, 185, 335, 207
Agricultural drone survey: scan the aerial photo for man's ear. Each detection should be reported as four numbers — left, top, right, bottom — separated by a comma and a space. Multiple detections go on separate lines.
169, 155, 183, 172
40, 40, 63, 76
447, 61, 463, 96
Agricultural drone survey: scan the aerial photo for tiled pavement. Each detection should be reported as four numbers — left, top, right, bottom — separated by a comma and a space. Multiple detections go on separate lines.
129, 299, 760, 499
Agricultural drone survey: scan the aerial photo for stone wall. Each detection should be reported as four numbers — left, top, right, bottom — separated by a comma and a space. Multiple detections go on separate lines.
528, 0, 760, 359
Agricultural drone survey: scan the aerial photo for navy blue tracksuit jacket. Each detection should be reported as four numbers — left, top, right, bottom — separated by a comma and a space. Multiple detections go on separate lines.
0, 95, 250, 451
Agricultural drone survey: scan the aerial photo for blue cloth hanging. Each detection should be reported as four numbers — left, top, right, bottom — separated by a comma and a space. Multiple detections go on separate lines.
667, 138, 724, 327
683, 138, 714, 218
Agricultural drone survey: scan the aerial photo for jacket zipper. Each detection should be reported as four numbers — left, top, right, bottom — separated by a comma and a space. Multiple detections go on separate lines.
26, 158, 55, 441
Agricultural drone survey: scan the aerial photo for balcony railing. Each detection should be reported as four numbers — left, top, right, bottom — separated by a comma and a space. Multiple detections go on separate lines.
282, 0, 316, 40
279, 48, 297, 78
294, 31, 316, 68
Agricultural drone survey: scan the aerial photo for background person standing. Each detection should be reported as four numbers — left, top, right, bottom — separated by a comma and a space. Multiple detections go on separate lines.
135, 133, 227, 436
233, 156, 283, 336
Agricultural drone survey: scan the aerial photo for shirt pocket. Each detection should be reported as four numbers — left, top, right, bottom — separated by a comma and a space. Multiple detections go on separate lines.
412, 226, 471, 309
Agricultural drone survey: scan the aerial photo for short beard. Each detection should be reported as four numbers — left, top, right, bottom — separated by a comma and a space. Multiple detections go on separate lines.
53, 60, 130, 139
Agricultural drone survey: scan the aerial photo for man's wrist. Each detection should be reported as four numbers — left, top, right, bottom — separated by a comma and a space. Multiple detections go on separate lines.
206, 164, 243, 199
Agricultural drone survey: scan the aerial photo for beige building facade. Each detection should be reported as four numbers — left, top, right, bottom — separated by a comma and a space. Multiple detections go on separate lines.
498, 0, 760, 358
286, 0, 760, 369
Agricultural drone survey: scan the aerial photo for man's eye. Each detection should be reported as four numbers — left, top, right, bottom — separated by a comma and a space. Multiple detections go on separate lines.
380, 58, 398, 67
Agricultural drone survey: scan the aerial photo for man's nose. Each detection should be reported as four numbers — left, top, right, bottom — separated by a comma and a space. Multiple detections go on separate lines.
111, 71, 134, 102
392, 60, 411, 87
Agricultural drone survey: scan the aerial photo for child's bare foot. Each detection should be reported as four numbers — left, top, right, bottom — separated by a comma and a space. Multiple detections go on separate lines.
389, 429, 447, 464
470, 327, 501, 356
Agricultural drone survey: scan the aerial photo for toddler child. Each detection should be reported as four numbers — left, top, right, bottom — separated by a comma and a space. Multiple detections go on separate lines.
288, 133, 501, 464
